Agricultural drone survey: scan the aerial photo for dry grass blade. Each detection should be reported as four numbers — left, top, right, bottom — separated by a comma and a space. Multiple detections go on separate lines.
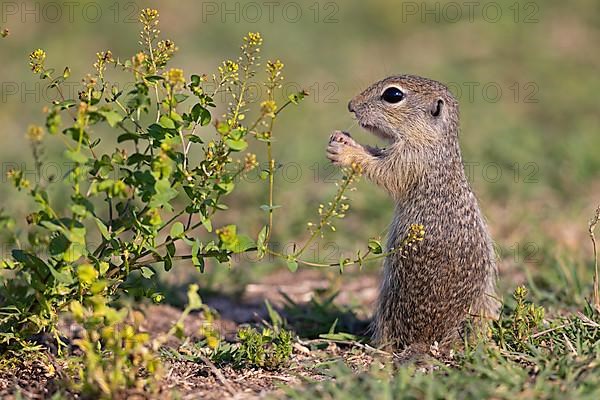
197, 354, 235, 395
562, 333, 577, 355
588, 205, 600, 312
576, 311, 600, 327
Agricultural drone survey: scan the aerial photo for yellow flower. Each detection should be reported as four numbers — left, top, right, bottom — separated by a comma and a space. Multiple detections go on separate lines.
219, 60, 239, 77
26, 125, 44, 142
140, 8, 159, 24
245, 32, 262, 46
166, 68, 185, 87
267, 59, 284, 74
96, 50, 113, 63
29, 49, 46, 73
134, 52, 146, 65
244, 153, 259, 171
260, 100, 277, 117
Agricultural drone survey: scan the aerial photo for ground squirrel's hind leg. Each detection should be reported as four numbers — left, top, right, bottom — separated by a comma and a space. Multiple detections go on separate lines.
472, 269, 501, 322
393, 343, 434, 365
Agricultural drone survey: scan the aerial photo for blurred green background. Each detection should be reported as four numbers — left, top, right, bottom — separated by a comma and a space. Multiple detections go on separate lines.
1, 0, 599, 304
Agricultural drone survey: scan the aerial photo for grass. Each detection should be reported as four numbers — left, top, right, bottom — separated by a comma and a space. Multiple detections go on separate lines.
282, 293, 600, 400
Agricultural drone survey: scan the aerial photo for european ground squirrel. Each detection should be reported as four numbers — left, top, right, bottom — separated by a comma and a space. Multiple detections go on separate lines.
327, 75, 499, 358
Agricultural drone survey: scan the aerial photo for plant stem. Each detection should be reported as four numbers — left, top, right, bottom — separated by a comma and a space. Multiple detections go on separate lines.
293, 169, 357, 258
264, 119, 275, 243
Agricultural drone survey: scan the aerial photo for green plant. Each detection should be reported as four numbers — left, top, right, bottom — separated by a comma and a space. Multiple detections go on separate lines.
69, 300, 160, 397
67, 283, 205, 398
236, 326, 293, 369
491, 286, 545, 352
1, 7, 417, 353
0, 8, 291, 349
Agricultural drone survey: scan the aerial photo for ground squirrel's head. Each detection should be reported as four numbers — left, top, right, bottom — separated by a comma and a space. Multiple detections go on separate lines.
348, 75, 459, 147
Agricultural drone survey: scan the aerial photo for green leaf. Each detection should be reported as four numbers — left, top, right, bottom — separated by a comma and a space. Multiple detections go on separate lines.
188, 135, 203, 144
48, 264, 75, 285
216, 181, 235, 194
57, 100, 77, 109
192, 240, 205, 273
170, 222, 185, 238
174, 93, 189, 103
367, 238, 383, 255
63, 127, 88, 142
170, 111, 184, 123
147, 123, 167, 141
164, 252, 173, 271
338, 256, 349, 274
149, 179, 178, 211
235, 235, 255, 254
191, 104, 211, 126
49, 234, 69, 256
264, 299, 284, 330
256, 226, 268, 259
225, 138, 248, 152
260, 204, 282, 212
140, 266, 155, 279
145, 75, 165, 83
64, 149, 88, 164
40, 220, 67, 235
201, 217, 212, 232
319, 332, 361, 341
159, 115, 176, 129
70, 204, 87, 216
40, 68, 55, 80
64, 243, 86, 262
328, 318, 338, 334
98, 110, 123, 128
94, 218, 110, 240
99, 262, 109, 275
166, 241, 176, 257
117, 132, 141, 143
286, 258, 298, 273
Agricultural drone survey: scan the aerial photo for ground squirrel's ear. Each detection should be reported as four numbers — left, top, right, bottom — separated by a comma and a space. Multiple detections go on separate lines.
430, 99, 443, 117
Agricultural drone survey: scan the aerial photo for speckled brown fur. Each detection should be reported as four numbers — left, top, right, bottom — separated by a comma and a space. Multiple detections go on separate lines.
327, 75, 499, 358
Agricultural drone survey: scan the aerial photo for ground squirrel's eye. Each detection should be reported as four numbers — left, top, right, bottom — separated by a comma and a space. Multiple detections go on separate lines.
381, 87, 404, 103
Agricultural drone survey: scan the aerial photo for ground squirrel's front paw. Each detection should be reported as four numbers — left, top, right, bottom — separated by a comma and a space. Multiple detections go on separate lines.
329, 130, 359, 148
327, 131, 362, 166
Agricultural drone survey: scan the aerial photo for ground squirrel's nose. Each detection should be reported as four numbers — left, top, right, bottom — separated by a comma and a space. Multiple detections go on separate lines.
347, 100, 355, 113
